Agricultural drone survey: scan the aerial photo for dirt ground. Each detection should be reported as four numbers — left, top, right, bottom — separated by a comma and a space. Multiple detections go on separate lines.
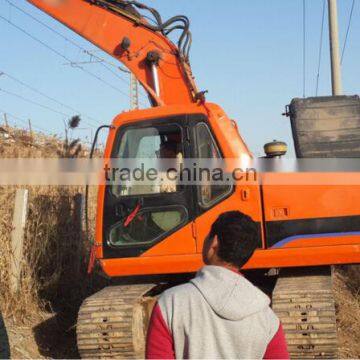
1, 266, 360, 359
334, 266, 360, 358
3, 310, 79, 359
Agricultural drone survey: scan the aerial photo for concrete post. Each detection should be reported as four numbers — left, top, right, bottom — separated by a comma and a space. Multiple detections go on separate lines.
10, 189, 29, 294
328, 0, 343, 95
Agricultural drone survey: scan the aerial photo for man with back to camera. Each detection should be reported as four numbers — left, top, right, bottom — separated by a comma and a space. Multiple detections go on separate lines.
146, 211, 289, 359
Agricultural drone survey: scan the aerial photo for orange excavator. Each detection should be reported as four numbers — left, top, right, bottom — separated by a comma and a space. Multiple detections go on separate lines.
25, 0, 360, 358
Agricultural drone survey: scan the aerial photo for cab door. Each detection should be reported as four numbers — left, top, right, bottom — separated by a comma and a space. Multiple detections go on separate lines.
102, 116, 197, 259
190, 116, 264, 253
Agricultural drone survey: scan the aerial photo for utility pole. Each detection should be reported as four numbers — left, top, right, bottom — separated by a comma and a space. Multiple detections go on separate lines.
3, 113, 9, 129
328, 0, 342, 95
28, 119, 33, 138
130, 73, 139, 110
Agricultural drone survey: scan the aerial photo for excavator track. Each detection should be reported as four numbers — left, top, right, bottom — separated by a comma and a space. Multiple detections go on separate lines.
77, 284, 157, 359
272, 267, 338, 359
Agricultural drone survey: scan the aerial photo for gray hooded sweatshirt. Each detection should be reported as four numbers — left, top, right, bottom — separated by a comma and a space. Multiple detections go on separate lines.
158, 265, 280, 359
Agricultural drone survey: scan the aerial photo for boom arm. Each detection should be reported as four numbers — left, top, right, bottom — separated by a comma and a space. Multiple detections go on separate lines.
27, 0, 200, 106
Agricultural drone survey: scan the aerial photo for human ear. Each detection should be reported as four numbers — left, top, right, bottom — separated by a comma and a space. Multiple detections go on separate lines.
204, 235, 219, 265
210, 235, 219, 254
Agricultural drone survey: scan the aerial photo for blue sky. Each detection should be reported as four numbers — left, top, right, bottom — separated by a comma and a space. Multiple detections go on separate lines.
0, 0, 359, 155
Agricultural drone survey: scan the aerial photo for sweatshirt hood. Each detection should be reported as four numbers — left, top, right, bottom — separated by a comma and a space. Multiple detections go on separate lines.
190, 266, 270, 321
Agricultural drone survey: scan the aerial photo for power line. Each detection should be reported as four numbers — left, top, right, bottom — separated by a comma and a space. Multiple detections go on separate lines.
0, 110, 28, 127
1, 109, 95, 144
341, 0, 356, 65
4, 0, 148, 106
0, 13, 132, 101
315, 0, 326, 96
0, 108, 47, 132
302, 0, 306, 97
1, 71, 100, 127
4, 0, 131, 80
1, 87, 106, 136
0, 87, 71, 117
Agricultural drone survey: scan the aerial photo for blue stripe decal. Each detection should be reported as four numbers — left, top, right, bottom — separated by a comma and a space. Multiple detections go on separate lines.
271, 231, 360, 249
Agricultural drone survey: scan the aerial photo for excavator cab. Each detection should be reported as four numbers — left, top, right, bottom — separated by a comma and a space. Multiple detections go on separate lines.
95, 104, 259, 275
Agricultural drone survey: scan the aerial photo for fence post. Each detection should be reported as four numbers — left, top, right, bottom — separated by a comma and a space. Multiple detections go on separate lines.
74, 193, 85, 275
10, 189, 29, 295
3, 113, 8, 129
74, 193, 85, 237
28, 119, 33, 140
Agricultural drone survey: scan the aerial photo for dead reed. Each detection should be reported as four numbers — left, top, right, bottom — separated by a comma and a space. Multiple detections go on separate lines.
0, 125, 99, 322
334, 265, 360, 358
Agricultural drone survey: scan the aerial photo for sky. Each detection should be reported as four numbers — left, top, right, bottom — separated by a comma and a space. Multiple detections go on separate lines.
0, 0, 359, 155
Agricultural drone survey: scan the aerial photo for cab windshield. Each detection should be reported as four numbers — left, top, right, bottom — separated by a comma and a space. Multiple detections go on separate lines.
111, 123, 183, 197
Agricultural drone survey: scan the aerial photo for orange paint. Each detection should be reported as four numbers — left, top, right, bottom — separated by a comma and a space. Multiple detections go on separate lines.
28, 0, 360, 278
95, 104, 360, 276
100, 244, 360, 277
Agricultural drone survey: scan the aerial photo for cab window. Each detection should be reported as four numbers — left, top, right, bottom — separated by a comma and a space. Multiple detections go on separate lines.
195, 123, 232, 207
112, 124, 183, 197
109, 206, 188, 247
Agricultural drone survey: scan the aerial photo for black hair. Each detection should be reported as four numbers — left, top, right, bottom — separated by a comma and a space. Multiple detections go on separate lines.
209, 211, 259, 269
160, 141, 178, 152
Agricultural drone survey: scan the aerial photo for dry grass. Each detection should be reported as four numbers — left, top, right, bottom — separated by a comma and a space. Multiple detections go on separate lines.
0, 126, 101, 324
334, 265, 360, 358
